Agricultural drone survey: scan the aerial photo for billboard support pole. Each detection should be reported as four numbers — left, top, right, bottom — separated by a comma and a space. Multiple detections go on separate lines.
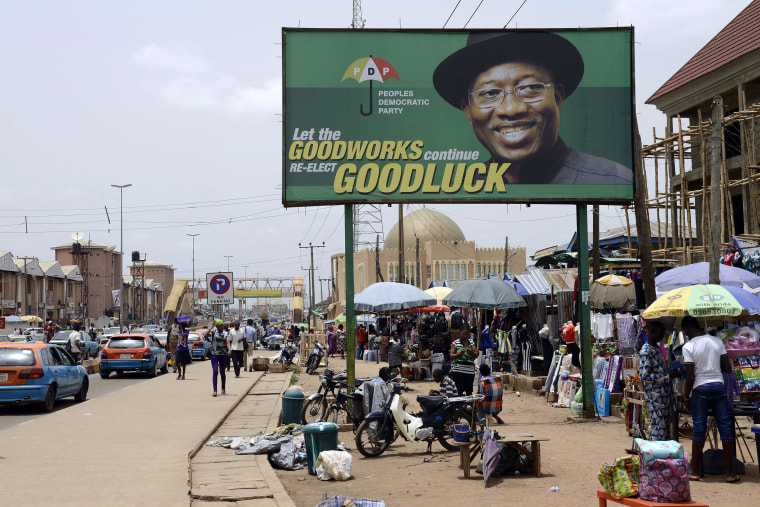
345, 205, 356, 389
576, 204, 595, 418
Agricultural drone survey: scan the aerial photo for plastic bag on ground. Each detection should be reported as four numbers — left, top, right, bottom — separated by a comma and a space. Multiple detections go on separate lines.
268, 440, 307, 470
315, 450, 353, 481
316, 497, 385, 507
236, 435, 292, 455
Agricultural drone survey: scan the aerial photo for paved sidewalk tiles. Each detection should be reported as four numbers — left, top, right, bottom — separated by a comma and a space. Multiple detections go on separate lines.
190, 371, 296, 506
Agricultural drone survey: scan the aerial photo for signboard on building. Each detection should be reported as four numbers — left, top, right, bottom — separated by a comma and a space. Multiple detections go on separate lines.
206, 272, 234, 305
283, 28, 634, 205
2, 299, 15, 309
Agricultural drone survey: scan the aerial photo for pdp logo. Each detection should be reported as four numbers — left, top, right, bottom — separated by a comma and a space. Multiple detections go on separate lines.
342, 55, 401, 116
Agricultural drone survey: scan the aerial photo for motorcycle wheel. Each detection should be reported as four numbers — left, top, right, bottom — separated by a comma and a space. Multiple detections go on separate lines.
306, 357, 318, 375
438, 409, 471, 452
354, 416, 392, 458
301, 396, 327, 424
327, 406, 354, 426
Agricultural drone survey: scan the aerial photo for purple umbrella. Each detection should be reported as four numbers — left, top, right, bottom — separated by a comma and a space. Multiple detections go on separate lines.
655, 262, 760, 293
505, 280, 529, 296
482, 435, 501, 487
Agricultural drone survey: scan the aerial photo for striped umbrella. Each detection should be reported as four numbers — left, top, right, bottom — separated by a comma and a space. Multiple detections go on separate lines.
642, 284, 760, 319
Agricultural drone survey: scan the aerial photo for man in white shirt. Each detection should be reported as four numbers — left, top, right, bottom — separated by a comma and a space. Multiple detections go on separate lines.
244, 319, 257, 372
228, 321, 246, 378
681, 316, 738, 483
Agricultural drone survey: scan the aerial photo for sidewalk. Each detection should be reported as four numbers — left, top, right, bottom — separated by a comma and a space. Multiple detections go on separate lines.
189, 370, 296, 506
0, 360, 292, 506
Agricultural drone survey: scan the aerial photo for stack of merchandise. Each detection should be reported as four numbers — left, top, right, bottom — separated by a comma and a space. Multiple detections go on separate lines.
735, 355, 760, 393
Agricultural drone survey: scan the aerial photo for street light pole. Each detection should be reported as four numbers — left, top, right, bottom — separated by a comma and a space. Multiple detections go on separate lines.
224, 255, 233, 272
111, 184, 132, 331
242, 264, 249, 319
187, 233, 199, 313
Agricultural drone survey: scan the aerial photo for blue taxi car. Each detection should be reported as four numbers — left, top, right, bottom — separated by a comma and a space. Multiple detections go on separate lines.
0, 342, 89, 412
99, 333, 168, 378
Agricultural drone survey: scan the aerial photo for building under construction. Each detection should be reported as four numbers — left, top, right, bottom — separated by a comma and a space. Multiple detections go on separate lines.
640, 0, 760, 264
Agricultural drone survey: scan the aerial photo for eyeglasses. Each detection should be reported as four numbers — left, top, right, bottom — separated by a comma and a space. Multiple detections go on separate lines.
468, 82, 554, 111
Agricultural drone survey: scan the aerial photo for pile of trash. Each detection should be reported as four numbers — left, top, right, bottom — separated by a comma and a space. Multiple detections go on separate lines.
206, 423, 309, 471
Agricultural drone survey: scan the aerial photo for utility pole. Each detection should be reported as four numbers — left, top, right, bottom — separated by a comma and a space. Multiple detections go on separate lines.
375, 234, 384, 282
17, 256, 35, 316
592, 206, 601, 279
632, 116, 656, 305
415, 236, 421, 288
503, 236, 509, 274
398, 204, 405, 283
709, 96, 724, 284
111, 183, 132, 331
299, 242, 325, 331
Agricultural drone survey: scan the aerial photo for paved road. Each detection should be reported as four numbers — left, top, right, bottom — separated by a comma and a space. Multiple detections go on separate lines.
0, 359, 262, 506
0, 370, 157, 431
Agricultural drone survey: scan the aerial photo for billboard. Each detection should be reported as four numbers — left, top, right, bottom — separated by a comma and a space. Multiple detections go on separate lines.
235, 289, 283, 298
283, 28, 634, 205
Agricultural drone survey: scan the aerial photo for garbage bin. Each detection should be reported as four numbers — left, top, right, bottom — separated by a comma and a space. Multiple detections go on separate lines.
280, 388, 305, 425
303, 422, 339, 475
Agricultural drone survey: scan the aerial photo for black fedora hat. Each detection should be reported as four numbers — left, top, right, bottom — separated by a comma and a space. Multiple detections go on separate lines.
433, 31, 584, 108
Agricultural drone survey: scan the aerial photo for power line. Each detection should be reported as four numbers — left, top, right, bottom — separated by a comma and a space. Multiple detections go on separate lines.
443, 0, 464, 28
503, 0, 528, 28
463, 0, 485, 28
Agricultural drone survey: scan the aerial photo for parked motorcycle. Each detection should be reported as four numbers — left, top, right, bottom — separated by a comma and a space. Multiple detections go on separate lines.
354, 382, 482, 457
300, 369, 370, 426
305, 340, 327, 375
272, 343, 298, 367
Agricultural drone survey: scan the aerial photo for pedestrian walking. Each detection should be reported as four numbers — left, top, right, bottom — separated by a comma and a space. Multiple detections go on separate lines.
205, 319, 231, 397
167, 321, 179, 373
337, 324, 346, 359
224, 323, 232, 372
67, 322, 85, 361
326, 325, 337, 358
244, 318, 257, 372
174, 322, 191, 380
228, 321, 246, 377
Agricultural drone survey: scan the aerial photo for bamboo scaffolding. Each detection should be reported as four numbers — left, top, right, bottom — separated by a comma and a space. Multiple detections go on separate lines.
636, 101, 760, 264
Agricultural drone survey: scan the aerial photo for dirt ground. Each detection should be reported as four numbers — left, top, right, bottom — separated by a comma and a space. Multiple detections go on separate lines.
276, 357, 759, 507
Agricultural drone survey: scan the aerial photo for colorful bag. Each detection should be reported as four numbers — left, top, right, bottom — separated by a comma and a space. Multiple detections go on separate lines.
638, 453, 690, 503
597, 454, 639, 498
635, 439, 684, 464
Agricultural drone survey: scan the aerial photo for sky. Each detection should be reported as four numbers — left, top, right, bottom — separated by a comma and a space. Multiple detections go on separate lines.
0, 0, 752, 298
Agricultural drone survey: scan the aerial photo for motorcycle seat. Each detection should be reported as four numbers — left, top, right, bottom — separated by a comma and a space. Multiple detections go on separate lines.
332, 375, 348, 383
417, 395, 446, 414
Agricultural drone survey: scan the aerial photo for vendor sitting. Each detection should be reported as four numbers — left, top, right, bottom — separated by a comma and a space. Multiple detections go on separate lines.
430, 367, 458, 398
477, 364, 504, 425
410, 339, 433, 380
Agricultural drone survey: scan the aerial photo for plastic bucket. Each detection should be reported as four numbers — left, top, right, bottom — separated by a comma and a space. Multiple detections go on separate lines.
453, 424, 470, 443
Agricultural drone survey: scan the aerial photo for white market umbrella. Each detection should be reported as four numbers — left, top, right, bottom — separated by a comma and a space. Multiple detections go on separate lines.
354, 282, 437, 312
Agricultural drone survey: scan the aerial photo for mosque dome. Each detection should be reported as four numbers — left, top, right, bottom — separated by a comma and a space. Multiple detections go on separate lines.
384, 208, 466, 250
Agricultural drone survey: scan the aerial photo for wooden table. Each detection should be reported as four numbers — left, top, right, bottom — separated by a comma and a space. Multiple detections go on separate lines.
597, 489, 708, 507
455, 434, 549, 479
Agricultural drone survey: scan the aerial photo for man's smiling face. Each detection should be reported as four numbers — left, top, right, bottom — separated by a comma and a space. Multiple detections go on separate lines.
463, 61, 564, 164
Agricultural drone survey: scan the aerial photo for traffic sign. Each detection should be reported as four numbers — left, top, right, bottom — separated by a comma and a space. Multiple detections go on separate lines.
206, 272, 234, 305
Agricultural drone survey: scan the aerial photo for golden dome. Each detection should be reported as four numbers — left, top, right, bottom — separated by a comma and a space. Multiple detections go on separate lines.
384, 208, 466, 250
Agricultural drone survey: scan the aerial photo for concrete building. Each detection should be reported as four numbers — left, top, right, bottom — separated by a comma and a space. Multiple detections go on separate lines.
52, 240, 123, 322
0, 251, 84, 322
329, 207, 526, 312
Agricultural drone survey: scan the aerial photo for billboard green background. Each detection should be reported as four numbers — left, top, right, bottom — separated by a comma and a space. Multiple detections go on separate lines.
283, 28, 634, 205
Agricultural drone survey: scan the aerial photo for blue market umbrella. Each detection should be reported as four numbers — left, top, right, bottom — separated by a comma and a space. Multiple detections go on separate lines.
655, 262, 760, 293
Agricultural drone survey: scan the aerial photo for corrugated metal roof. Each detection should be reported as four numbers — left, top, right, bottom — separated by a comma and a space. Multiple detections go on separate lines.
39, 261, 65, 278
50, 240, 117, 251
0, 251, 18, 272
60, 265, 83, 282
514, 269, 551, 295
647, 0, 760, 103
13, 257, 44, 276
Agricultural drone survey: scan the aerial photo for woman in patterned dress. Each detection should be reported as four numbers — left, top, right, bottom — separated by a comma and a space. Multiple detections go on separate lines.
337, 324, 347, 359
638, 321, 676, 440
